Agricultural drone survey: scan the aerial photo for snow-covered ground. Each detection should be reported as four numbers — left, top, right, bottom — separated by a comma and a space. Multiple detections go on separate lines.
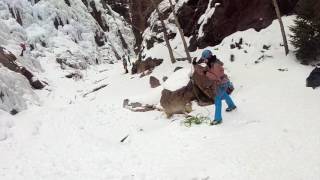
0, 16, 320, 180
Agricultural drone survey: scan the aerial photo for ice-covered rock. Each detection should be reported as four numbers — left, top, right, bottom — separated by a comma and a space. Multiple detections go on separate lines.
0, 67, 40, 113
0, 0, 136, 113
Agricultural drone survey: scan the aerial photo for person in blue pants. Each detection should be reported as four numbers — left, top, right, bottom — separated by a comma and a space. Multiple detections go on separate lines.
200, 50, 237, 125
212, 82, 236, 125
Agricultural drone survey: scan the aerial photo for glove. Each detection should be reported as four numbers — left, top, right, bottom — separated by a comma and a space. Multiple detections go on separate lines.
226, 81, 234, 95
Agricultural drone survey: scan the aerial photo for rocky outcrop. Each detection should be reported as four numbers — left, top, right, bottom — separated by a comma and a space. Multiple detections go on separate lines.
0, 47, 18, 71
105, 0, 163, 50
295, 0, 320, 18
178, 0, 299, 50
138, 0, 298, 52
0, 47, 45, 90
73, 0, 300, 55
0, 67, 39, 114
131, 57, 163, 74
65, 71, 84, 80
20, 67, 46, 89
89, 1, 109, 32
9, 7, 22, 25
56, 57, 88, 70
149, 76, 161, 88
105, 0, 130, 21
127, 0, 163, 52
123, 99, 159, 112
162, 76, 168, 82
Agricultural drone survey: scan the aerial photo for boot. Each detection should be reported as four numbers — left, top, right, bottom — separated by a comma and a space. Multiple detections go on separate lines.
210, 120, 222, 125
226, 106, 237, 112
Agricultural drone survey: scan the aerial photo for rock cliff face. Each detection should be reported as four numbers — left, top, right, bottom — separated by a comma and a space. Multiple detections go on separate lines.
129, 0, 163, 52
105, 0, 163, 52
138, 0, 298, 53
316, 1, 320, 17
178, 0, 299, 50
295, 0, 320, 17
77, 0, 300, 56
105, 0, 130, 21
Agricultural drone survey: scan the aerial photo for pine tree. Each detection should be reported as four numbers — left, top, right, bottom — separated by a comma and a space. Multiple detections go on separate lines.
290, 0, 320, 64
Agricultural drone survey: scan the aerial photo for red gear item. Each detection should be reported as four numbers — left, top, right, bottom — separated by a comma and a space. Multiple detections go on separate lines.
20, 43, 26, 50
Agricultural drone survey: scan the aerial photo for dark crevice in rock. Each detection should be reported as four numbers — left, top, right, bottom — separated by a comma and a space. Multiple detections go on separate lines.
105, 0, 130, 21
10, 109, 19, 115
95, 31, 106, 47
118, 30, 128, 50
128, 0, 163, 53
81, 0, 88, 7
9, 7, 23, 26
28, 0, 41, 4
54, 16, 64, 30
90, 1, 109, 31
64, 0, 71, 6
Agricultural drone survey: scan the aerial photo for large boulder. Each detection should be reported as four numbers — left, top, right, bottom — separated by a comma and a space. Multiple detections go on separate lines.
307, 67, 320, 89
160, 65, 217, 117
160, 81, 194, 118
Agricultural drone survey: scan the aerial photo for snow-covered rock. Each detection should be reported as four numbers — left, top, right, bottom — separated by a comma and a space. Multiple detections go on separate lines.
0, 109, 14, 141
0, 67, 39, 113
163, 68, 191, 91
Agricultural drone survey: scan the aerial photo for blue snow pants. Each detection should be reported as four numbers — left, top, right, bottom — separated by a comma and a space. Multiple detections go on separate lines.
214, 82, 236, 121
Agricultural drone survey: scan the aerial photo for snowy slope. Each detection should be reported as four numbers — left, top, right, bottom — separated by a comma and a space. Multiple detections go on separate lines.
0, 16, 320, 180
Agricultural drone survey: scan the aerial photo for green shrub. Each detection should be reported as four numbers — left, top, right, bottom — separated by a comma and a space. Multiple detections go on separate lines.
183, 114, 211, 127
